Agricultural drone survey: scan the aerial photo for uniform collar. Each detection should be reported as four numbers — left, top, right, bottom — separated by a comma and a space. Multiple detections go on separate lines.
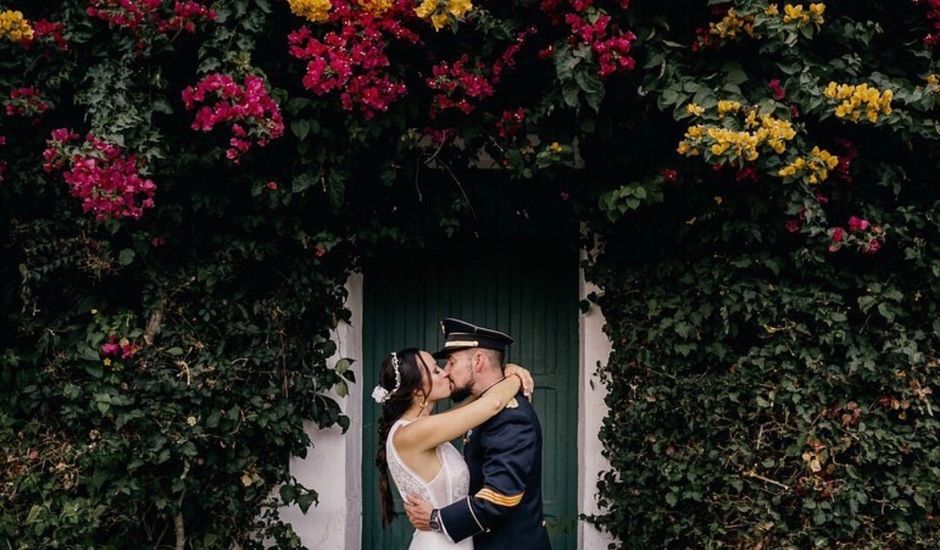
477, 377, 506, 398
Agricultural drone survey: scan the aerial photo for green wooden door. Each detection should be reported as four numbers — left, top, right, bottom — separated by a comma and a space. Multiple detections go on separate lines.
361, 249, 579, 549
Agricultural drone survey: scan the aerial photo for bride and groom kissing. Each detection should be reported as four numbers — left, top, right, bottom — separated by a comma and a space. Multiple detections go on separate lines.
374, 318, 553, 549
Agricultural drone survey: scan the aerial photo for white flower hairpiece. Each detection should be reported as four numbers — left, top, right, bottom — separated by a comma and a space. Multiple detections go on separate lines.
372, 351, 403, 404
371, 385, 389, 403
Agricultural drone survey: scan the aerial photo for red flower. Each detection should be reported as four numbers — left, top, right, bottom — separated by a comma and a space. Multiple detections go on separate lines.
769, 78, 785, 100
833, 138, 857, 182
785, 219, 801, 233
182, 74, 284, 163
101, 336, 121, 356
735, 166, 759, 182
120, 342, 139, 358
847, 216, 870, 232
564, 12, 636, 77
496, 108, 527, 138
25, 19, 69, 51
287, 7, 416, 118
922, 0, 940, 47
661, 168, 678, 182
5, 87, 50, 118
427, 55, 495, 115
44, 130, 156, 221
87, 0, 214, 35
832, 227, 845, 242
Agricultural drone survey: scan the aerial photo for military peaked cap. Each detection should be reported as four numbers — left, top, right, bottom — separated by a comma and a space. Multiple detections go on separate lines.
432, 317, 514, 359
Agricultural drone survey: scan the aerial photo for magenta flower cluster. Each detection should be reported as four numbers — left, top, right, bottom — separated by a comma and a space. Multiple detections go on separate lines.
828, 216, 884, 254
287, 12, 414, 118
182, 74, 285, 163
101, 335, 139, 359
564, 11, 637, 76
922, 0, 940, 47
540, 0, 636, 77
86, 0, 215, 34
26, 19, 69, 51
43, 129, 157, 221
5, 87, 50, 118
427, 56, 495, 115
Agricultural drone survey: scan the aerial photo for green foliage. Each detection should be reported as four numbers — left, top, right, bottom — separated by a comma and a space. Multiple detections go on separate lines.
584, 1, 940, 547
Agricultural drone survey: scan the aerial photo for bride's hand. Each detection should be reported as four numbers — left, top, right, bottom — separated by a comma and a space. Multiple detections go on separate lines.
504, 363, 534, 400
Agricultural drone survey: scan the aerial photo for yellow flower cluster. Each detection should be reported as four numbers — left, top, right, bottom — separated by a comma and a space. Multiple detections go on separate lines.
781, 4, 826, 26
358, 0, 393, 14
926, 74, 939, 94
416, 0, 473, 31
0, 10, 33, 44
778, 146, 839, 184
705, 127, 763, 160
677, 106, 796, 162
709, 8, 754, 39
686, 103, 706, 117
751, 113, 797, 153
717, 100, 742, 115
823, 82, 893, 123
288, 0, 332, 23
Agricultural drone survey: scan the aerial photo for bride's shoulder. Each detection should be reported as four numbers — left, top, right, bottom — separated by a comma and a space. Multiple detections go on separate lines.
391, 418, 421, 450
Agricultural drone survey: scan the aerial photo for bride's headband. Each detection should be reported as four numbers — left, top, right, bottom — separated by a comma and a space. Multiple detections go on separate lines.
371, 351, 402, 404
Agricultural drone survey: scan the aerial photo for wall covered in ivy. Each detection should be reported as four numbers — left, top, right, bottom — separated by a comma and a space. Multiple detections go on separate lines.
1, 0, 937, 548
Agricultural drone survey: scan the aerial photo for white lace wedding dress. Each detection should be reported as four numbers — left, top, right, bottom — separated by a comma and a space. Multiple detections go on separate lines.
387, 418, 474, 549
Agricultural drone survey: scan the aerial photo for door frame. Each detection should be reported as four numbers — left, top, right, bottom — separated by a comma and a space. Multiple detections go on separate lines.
279, 246, 614, 549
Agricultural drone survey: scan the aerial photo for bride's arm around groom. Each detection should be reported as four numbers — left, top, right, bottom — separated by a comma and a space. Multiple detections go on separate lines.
407, 392, 551, 549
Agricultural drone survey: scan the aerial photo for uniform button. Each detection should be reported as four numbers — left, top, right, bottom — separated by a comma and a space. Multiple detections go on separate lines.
541, 520, 546, 527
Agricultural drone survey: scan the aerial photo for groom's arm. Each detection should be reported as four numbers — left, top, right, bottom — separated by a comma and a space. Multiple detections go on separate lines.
437, 408, 536, 542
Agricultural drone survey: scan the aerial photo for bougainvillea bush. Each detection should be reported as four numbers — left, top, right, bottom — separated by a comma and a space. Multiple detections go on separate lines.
582, 0, 940, 547
0, 0, 937, 548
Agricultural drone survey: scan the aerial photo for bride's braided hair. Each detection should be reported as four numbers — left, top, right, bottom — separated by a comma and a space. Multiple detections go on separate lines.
375, 348, 432, 527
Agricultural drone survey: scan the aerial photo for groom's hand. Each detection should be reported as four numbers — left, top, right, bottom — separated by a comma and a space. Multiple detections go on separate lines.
403, 495, 433, 531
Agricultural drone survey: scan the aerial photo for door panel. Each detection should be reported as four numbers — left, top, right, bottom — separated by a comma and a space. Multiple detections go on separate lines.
361, 251, 578, 549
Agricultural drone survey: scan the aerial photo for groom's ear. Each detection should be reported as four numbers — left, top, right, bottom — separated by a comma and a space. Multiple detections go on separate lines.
472, 350, 485, 373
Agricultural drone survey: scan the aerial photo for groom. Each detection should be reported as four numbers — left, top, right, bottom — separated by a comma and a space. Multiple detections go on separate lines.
404, 317, 552, 549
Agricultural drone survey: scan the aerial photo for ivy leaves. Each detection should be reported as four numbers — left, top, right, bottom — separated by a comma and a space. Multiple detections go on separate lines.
555, 42, 606, 112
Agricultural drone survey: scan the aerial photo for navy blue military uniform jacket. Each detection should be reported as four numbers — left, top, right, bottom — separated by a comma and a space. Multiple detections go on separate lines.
439, 390, 551, 549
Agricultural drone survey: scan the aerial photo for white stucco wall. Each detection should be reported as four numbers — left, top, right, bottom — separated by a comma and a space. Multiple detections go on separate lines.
279, 273, 363, 550
282, 265, 613, 549
577, 257, 615, 549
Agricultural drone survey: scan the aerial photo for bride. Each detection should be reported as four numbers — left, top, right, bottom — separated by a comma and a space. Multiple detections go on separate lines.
374, 348, 533, 549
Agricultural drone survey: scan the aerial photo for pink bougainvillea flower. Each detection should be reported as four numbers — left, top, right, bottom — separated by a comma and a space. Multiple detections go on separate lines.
847, 216, 870, 232
182, 73, 284, 163
769, 78, 785, 100
44, 129, 156, 221
101, 336, 121, 356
